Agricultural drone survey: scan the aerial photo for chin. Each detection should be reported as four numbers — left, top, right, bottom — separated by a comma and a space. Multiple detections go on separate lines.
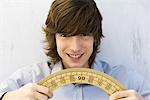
72, 66, 83, 68
68, 66, 82, 68
65, 64, 81, 68
68, 64, 87, 68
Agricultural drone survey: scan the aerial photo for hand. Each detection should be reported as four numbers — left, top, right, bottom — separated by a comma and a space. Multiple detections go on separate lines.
109, 90, 145, 100
2, 83, 53, 100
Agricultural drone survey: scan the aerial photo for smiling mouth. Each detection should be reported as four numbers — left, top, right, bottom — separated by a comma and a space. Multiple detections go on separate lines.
66, 53, 84, 59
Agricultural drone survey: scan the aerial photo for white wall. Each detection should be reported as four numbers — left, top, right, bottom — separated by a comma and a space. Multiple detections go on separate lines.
97, 0, 150, 80
0, 0, 52, 82
0, 0, 150, 82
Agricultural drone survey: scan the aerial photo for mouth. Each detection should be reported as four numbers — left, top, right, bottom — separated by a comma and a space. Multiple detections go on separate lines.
66, 53, 84, 59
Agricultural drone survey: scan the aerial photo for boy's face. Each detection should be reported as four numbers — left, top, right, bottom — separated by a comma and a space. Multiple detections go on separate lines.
56, 33, 94, 69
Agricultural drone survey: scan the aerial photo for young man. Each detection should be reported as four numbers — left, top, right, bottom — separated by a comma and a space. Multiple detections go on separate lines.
0, 0, 150, 99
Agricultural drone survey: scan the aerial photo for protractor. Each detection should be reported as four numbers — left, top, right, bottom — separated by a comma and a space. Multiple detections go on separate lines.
38, 68, 126, 95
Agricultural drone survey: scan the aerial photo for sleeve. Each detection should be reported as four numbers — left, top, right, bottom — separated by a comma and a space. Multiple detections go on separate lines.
139, 79, 150, 100
125, 71, 150, 99
0, 92, 7, 99
126, 71, 150, 99
0, 66, 34, 93
0, 62, 50, 94
0, 92, 6, 98
108, 65, 150, 99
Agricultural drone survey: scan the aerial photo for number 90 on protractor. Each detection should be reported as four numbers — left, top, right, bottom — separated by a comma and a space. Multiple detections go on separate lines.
38, 68, 126, 96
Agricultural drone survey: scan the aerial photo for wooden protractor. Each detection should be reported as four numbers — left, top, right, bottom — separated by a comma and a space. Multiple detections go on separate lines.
38, 68, 126, 95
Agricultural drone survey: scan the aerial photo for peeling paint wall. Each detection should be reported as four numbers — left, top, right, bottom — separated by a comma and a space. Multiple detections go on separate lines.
0, 0, 51, 82
97, 0, 150, 80
0, 0, 150, 82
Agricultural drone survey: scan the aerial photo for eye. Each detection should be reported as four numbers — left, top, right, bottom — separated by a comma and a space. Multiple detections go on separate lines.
79, 33, 90, 36
60, 34, 67, 37
79, 34, 86, 36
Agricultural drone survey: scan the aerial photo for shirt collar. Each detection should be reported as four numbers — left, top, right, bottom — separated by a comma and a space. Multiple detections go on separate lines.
91, 57, 104, 73
51, 61, 63, 74
51, 56, 110, 74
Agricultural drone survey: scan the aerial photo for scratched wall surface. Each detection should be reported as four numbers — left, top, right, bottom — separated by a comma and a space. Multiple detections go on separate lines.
97, 0, 150, 80
0, 0, 51, 82
0, 0, 150, 82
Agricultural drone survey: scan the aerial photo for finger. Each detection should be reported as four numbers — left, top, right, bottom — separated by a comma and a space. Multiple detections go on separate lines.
34, 84, 53, 98
116, 96, 143, 100
109, 91, 128, 99
116, 98, 131, 100
34, 91, 49, 100
109, 90, 137, 100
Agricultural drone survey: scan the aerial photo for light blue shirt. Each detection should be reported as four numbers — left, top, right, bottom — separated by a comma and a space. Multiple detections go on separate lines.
0, 56, 150, 100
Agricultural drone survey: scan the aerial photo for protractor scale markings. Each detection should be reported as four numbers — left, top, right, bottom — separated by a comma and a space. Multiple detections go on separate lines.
38, 68, 126, 95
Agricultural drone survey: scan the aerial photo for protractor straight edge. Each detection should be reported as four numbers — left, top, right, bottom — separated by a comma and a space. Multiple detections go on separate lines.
38, 68, 126, 95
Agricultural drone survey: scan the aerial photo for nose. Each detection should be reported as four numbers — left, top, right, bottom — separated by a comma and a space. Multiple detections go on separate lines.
69, 36, 81, 52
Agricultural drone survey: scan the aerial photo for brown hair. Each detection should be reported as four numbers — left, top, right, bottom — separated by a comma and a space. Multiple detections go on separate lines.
43, 0, 104, 66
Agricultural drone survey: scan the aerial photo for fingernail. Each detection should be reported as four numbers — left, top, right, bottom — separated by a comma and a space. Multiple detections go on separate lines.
49, 91, 53, 98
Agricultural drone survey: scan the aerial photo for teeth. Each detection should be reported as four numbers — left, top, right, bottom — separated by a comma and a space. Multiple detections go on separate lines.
69, 54, 82, 58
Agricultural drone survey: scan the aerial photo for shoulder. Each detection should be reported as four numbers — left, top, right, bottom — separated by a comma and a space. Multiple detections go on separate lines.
0, 61, 52, 92
94, 56, 148, 91
12, 61, 52, 82
109, 65, 150, 97
6, 61, 52, 85
106, 63, 148, 91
